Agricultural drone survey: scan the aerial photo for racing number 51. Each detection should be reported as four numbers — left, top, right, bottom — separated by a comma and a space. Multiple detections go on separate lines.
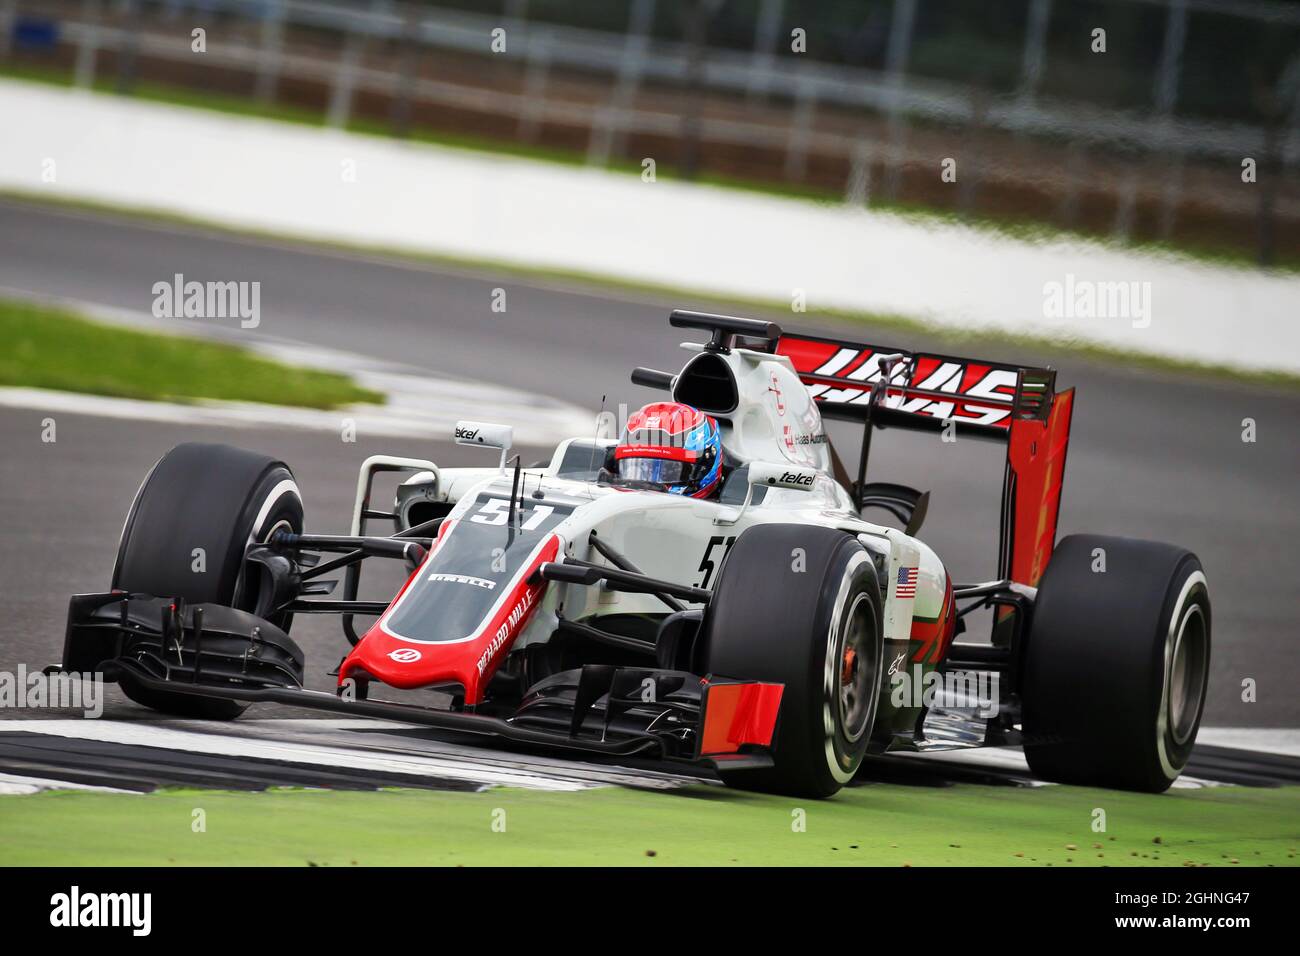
470, 498, 555, 531
695, 535, 736, 589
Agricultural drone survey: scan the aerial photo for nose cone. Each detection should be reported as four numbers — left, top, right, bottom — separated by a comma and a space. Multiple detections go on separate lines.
338, 533, 559, 703
339, 634, 449, 690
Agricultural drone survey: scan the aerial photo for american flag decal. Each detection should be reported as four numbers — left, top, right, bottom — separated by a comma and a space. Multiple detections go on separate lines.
896, 566, 918, 598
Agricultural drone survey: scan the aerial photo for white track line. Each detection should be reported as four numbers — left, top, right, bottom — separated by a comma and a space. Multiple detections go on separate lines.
164, 718, 705, 791
1195, 728, 1300, 758
894, 744, 1228, 788
0, 385, 587, 446
0, 719, 596, 792
0, 771, 137, 795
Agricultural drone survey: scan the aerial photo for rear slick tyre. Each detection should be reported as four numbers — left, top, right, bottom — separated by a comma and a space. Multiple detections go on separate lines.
1021, 534, 1211, 792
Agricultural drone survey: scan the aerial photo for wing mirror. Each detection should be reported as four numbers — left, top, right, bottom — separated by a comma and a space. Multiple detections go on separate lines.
747, 461, 818, 492
715, 461, 817, 525
454, 420, 514, 473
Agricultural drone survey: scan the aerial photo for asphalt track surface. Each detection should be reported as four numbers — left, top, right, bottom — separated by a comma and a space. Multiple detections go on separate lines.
0, 197, 1297, 737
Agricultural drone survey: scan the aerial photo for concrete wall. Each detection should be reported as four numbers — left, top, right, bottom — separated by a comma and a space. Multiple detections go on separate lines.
3, 79, 1296, 374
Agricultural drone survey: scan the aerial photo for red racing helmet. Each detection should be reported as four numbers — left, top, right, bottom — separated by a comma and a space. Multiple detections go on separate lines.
612, 402, 723, 499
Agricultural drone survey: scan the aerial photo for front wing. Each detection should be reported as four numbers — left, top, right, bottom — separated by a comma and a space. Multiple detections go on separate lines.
55, 591, 783, 773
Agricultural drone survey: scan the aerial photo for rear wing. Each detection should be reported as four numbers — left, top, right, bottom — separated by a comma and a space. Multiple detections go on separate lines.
777, 331, 1075, 589
776, 332, 1056, 438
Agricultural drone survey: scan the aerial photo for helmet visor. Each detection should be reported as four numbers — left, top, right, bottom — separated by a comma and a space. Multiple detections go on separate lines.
616, 456, 689, 488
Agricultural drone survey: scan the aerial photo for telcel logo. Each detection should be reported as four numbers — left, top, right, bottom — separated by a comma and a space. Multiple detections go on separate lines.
779, 471, 815, 486
454, 426, 479, 442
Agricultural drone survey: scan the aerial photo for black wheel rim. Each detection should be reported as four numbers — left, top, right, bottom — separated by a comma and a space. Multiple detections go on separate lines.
836, 593, 877, 743
1168, 603, 1208, 745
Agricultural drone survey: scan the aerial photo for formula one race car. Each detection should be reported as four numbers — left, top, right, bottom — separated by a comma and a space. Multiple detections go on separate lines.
54, 311, 1211, 797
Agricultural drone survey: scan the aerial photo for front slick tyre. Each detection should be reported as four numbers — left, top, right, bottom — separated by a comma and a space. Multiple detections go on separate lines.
113, 442, 304, 720
1022, 534, 1211, 792
703, 524, 883, 798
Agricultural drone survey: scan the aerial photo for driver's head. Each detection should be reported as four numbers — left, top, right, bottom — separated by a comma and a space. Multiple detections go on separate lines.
613, 402, 723, 499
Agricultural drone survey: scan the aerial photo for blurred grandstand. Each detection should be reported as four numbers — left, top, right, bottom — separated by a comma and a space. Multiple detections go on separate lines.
2, 0, 1297, 264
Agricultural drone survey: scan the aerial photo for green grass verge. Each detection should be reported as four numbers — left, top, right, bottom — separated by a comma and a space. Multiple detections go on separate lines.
4, 65, 1295, 276
0, 297, 383, 409
5, 189, 1299, 394
1, 781, 1295, 866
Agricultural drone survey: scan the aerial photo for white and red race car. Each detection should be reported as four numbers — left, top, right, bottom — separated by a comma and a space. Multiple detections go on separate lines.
56, 311, 1210, 797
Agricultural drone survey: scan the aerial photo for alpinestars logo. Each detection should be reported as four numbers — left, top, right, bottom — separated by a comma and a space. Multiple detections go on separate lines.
477, 590, 535, 676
